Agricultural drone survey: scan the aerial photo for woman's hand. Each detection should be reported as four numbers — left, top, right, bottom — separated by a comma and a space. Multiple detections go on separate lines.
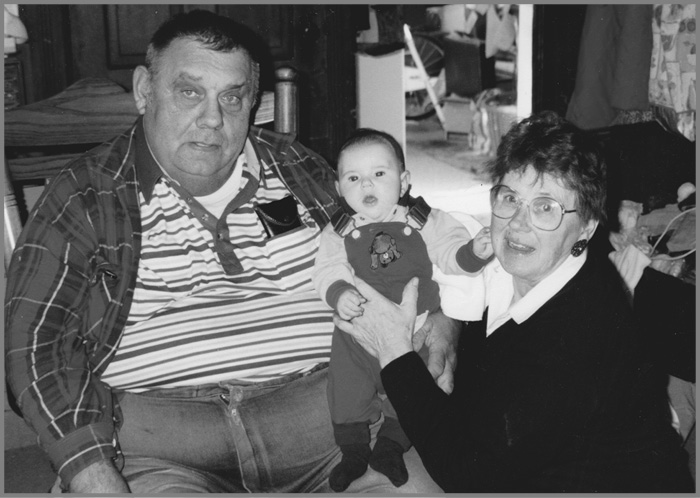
333, 277, 418, 368
412, 310, 460, 394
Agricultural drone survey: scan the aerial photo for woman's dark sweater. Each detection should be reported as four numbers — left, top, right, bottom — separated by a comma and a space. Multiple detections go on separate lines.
382, 255, 693, 492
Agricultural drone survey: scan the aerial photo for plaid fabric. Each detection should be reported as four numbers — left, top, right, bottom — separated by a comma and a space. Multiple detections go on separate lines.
4, 118, 338, 484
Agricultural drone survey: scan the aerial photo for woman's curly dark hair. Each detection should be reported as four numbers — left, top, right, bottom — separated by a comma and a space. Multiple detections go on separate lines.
487, 111, 607, 224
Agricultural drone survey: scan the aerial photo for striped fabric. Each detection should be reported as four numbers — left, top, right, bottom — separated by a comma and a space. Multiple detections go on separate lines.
102, 152, 334, 390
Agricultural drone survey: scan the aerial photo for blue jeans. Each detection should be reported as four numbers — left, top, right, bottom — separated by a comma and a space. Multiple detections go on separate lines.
115, 364, 442, 493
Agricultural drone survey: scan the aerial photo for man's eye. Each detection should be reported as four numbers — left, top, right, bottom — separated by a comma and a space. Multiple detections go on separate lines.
503, 194, 518, 204
221, 94, 241, 106
182, 89, 199, 98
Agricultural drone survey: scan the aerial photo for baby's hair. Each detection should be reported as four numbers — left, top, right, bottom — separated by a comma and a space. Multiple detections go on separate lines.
337, 128, 406, 172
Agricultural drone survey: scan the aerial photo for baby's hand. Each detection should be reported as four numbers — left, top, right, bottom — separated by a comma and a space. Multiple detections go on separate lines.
473, 227, 494, 260
336, 289, 366, 320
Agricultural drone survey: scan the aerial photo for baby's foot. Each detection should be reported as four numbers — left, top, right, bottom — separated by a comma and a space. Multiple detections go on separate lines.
329, 443, 371, 492
369, 437, 408, 487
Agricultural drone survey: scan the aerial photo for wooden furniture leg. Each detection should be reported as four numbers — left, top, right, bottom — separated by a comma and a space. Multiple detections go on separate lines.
4, 158, 23, 270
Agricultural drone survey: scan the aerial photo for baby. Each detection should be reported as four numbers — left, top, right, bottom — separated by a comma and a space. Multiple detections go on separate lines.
313, 128, 492, 491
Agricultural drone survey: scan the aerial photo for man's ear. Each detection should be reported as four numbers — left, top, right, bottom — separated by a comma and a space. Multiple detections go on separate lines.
133, 66, 152, 115
400, 170, 411, 197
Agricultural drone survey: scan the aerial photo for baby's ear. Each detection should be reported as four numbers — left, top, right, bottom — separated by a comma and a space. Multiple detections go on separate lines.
400, 170, 411, 196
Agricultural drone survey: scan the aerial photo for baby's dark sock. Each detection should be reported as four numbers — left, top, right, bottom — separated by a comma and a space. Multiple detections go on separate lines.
329, 443, 371, 492
369, 436, 408, 487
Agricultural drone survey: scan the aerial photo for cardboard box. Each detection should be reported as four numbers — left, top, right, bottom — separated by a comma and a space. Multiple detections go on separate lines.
442, 95, 477, 139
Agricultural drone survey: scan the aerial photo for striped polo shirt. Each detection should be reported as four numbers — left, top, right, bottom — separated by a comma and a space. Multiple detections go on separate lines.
101, 140, 333, 391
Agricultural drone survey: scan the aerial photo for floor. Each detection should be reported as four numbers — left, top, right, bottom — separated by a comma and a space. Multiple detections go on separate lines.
2, 116, 490, 494
4, 444, 55, 493
405, 114, 493, 226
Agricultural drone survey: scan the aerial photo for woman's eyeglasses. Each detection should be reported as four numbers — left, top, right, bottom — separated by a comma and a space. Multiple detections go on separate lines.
490, 185, 577, 231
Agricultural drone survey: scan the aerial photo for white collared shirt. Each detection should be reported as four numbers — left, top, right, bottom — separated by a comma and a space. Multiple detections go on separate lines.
485, 251, 587, 336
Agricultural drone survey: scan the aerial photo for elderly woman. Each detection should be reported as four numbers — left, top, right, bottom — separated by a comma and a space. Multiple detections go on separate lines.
335, 111, 693, 492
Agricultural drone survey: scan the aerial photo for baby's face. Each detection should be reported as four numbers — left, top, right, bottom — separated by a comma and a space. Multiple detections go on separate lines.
336, 142, 409, 222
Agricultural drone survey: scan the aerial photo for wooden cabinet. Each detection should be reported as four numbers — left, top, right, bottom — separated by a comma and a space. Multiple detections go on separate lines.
12, 5, 72, 105
100, 5, 294, 69
4, 57, 25, 110
104, 5, 178, 68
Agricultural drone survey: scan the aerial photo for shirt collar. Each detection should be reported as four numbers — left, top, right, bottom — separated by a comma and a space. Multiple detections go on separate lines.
243, 138, 261, 183
134, 117, 161, 203
486, 251, 587, 335
134, 117, 259, 202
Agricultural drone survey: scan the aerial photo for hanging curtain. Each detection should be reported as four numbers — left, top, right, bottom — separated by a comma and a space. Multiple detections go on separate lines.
649, 4, 696, 141
566, 5, 653, 130
485, 5, 516, 59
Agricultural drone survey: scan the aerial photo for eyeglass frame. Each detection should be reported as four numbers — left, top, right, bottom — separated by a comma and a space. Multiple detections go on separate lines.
490, 184, 577, 231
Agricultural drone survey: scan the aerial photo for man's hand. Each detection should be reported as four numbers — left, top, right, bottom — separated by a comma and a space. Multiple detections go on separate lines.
68, 459, 131, 494
412, 310, 461, 394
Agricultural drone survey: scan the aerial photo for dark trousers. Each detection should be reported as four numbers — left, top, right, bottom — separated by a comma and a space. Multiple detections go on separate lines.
327, 326, 412, 449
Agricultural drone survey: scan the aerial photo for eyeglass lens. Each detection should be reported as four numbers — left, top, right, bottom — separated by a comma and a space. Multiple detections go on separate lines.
491, 185, 564, 230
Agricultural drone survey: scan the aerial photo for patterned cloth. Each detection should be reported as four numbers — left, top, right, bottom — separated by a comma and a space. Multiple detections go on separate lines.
649, 4, 696, 141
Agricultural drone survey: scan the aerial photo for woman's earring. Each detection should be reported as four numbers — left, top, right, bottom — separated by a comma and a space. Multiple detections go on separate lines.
571, 239, 588, 257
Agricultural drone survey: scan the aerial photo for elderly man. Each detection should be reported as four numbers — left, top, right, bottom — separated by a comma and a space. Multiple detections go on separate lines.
5, 10, 457, 493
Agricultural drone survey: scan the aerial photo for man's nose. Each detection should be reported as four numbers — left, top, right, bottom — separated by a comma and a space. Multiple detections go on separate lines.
197, 97, 224, 129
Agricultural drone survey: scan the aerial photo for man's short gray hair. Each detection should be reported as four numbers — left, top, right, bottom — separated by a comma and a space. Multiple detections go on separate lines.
145, 9, 265, 104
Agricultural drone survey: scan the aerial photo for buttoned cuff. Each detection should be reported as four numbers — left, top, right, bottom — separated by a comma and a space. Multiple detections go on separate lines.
326, 280, 358, 310
45, 422, 118, 487
457, 239, 494, 273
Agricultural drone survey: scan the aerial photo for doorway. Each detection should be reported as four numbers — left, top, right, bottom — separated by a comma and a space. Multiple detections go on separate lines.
402, 5, 534, 226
